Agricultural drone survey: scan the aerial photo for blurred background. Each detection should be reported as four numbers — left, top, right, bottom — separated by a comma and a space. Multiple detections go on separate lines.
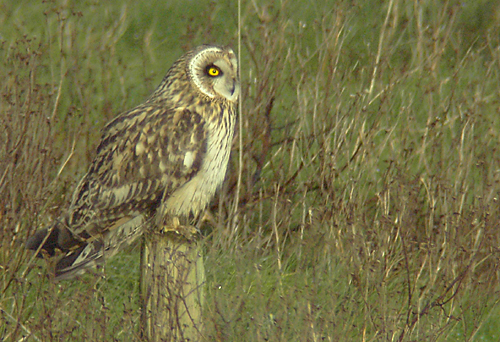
1, 0, 500, 340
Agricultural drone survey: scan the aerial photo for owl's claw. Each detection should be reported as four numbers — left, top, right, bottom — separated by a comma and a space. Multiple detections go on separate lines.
175, 225, 200, 241
161, 217, 200, 241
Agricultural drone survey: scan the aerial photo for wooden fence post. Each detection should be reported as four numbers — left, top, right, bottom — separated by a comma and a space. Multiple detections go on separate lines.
140, 231, 205, 341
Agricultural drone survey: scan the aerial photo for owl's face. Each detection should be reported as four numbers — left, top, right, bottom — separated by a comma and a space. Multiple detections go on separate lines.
187, 46, 239, 103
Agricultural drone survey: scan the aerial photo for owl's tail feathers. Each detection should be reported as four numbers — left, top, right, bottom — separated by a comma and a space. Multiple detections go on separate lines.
26, 215, 147, 280
26, 227, 105, 280
26, 227, 60, 257
25, 225, 95, 279
54, 242, 105, 280
53, 215, 148, 279
26, 222, 82, 256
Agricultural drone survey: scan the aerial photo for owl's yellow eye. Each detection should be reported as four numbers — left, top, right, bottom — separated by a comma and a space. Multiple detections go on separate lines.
206, 65, 221, 77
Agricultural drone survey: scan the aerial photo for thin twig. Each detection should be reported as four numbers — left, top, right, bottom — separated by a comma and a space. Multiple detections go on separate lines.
232, 0, 243, 236
0, 304, 42, 342
367, 0, 395, 99
56, 137, 76, 178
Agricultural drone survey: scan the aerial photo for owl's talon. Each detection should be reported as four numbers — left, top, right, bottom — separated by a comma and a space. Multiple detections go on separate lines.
160, 216, 200, 241
162, 224, 200, 241
176, 225, 200, 241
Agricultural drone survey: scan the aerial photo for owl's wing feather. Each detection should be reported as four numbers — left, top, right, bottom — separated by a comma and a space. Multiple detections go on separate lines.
69, 102, 207, 235
27, 102, 207, 279
54, 215, 147, 279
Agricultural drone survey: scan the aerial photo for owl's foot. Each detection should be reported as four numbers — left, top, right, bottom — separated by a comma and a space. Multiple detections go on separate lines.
161, 217, 200, 241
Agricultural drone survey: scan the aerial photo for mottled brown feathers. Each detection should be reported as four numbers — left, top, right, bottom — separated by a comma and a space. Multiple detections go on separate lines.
26, 45, 239, 279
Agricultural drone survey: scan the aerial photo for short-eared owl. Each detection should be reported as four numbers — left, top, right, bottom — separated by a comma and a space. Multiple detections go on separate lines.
26, 45, 239, 280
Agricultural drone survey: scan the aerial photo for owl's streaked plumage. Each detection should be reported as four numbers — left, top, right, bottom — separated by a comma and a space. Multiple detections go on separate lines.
26, 45, 239, 280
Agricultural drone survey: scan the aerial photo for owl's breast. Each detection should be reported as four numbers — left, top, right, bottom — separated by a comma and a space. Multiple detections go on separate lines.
162, 109, 236, 218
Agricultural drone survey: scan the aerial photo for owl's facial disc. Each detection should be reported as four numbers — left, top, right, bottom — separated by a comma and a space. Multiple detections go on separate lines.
189, 47, 239, 102
209, 59, 239, 102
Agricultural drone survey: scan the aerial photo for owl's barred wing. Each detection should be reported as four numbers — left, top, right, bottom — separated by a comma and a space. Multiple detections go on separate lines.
68, 103, 207, 236
53, 215, 147, 280
27, 103, 208, 279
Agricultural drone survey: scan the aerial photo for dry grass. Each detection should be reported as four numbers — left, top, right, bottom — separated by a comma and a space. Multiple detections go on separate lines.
1, 0, 500, 341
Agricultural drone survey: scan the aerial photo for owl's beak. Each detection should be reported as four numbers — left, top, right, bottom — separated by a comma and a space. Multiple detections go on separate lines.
224, 77, 239, 102
230, 80, 236, 96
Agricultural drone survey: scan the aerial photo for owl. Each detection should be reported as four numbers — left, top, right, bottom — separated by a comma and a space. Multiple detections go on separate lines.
26, 45, 239, 280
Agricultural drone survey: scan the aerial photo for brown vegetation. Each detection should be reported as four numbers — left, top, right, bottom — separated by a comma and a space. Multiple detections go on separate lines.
1, 0, 500, 341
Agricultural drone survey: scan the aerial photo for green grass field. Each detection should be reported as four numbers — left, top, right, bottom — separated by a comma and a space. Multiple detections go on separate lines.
1, 0, 500, 340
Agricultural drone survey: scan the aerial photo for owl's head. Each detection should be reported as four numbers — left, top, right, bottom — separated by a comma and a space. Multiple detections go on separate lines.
151, 45, 239, 107
186, 45, 239, 103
